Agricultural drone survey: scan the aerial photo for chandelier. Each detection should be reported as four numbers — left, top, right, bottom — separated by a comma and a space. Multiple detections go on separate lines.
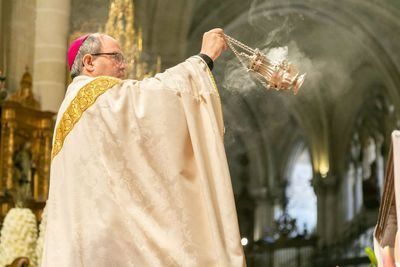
103, 0, 161, 79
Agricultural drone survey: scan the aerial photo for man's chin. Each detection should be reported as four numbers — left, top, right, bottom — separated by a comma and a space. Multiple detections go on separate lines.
107, 73, 124, 79
116, 72, 126, 79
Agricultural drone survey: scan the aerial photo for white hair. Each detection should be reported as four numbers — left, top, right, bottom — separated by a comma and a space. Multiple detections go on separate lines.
70, 34, 102, 79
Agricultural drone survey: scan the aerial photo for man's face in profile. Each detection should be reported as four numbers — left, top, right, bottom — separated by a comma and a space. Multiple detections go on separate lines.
91, 35, 127, 79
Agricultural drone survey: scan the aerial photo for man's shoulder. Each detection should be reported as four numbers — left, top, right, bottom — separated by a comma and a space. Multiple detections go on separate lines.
87, 76, 122, 87
68, 75, 122, 93
61, 76, 122, 114
72, 75, 121, 85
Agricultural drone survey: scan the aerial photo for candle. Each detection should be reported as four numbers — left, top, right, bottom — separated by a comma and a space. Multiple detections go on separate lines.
3, 41, 6, 76
138, 27, 142, 52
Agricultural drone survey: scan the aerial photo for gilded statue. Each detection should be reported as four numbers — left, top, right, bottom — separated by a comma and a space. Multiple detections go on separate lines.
8, 67, 40, 109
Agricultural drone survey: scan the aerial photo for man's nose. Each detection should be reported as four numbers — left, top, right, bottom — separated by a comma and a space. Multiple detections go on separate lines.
120, 62, 128, 69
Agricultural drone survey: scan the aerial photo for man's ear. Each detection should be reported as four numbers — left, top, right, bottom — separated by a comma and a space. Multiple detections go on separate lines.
82, 54, 95, 72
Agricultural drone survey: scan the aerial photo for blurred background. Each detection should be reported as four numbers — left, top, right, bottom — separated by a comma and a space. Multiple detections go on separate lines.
1, 0, 400, 266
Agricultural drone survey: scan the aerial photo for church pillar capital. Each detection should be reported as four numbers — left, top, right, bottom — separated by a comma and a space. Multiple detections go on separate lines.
312, 173, 338, 195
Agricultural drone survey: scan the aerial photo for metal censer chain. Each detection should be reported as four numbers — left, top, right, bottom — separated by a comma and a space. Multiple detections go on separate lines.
224, 34, 306, 94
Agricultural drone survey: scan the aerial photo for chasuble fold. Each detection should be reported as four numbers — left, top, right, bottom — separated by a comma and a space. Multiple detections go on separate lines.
41, 56, 246, 267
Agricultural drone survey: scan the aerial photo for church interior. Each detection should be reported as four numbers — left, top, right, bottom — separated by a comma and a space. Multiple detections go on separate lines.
1, 0, 400, 266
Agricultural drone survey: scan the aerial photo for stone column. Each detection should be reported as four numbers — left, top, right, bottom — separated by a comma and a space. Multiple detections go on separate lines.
6, 0, 35, 91
33, 0, 71, 112
355, 163, 363, 213
253, 196, 275, 241
375, 135, 384, 196
346, 164, 355, 220
313, 173, 338, 246
314, 177, 326, 245
324, 181, 337, 243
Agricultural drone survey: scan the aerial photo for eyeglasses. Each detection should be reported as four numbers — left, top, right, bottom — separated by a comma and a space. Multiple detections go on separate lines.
91, 52, 126, 64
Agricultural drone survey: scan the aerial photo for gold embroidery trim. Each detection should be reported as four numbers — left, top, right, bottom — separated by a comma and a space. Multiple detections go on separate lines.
205, 65, 220, 97
195, 55, 220, 97
51, 76, 121, 160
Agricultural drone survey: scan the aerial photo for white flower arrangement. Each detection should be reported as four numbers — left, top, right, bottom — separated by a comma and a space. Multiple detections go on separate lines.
36, 205, 47, 266
0, 208, 38, 267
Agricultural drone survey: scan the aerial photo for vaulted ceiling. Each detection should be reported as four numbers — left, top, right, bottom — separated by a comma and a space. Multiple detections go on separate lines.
184, 0, 400, 196
6, 0, 400, 197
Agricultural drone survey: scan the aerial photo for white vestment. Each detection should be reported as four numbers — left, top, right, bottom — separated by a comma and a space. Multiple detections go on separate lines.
374, 131, 400, 266
41, 56, 246, 267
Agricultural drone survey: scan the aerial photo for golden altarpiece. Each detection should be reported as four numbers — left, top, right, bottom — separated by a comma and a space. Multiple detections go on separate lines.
0, 69, 54, 221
